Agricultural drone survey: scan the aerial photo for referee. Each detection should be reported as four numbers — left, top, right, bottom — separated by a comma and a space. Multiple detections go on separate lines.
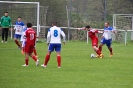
0, 12, 12, 43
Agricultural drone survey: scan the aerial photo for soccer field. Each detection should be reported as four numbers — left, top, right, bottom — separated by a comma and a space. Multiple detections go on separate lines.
0, 39, 133, 88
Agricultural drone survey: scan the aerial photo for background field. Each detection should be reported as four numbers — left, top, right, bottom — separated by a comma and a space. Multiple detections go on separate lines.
0, 39, 133, 88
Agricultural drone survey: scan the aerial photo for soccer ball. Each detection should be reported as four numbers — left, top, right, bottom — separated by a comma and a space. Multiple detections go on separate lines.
90, 54, 95, 58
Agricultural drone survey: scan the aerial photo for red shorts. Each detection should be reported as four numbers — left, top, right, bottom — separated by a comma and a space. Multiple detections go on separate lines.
25, 43, 35, 54
91, 38, 98, 47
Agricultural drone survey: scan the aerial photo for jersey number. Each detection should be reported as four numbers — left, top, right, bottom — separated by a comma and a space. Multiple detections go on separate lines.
30, 33, 34, 40
54, 30, 58, 37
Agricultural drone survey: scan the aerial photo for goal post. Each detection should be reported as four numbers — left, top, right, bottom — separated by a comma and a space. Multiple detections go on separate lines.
0, 1, 40, 39
113, 14, 133, 45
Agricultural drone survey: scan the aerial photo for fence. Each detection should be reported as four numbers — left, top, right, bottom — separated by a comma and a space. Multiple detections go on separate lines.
0, 0, 133, 44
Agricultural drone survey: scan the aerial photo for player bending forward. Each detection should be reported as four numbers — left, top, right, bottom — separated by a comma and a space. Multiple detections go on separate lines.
99, 22, 116, 57
78, 25, 103, 58
22, 23, 39, 66
41, 22, 66, 68
14, 17, 25, 49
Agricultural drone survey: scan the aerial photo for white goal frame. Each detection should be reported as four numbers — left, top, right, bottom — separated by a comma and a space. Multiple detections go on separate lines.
0, 1, 40, 39
113, 14, 133, 45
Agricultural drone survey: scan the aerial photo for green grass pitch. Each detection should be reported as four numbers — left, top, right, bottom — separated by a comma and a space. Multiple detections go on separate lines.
0, 39, 133, 88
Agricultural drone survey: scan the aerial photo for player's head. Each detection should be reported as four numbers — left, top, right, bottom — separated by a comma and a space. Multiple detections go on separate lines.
27, 23, 32, 28
52, 22, 58, 26
105, 22, 109, 28
17, 16, 22, 22
85, 25, 90, 31
5, 12, 8, 16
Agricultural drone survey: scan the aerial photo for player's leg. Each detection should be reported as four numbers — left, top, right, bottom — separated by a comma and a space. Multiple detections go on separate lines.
106, 39, 113, 57
21, 40, 25, 55
5, 28, 9, 43
14, 34, 21, 48
93, 46, 101, 56
28, 44, 39, 66
22, 52, 29, 66
22, 43, 29, 66
92, 39, 103, 58
99, 38, 105, 52
41, 44, 53, 67
1, 28, 5, 43
33, 47, 38, 57
55, 44, 61, 68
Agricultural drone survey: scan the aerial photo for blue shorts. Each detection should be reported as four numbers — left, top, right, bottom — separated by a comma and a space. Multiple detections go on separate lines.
101, 38, 112, 47
48, 43, 61, 52
14, 34, 21, 39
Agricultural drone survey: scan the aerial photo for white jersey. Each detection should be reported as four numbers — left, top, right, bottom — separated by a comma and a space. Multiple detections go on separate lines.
14, 21, 25, 35
21, 28, 27, 47
47, 26, 66, 43
103, 26, 115, 40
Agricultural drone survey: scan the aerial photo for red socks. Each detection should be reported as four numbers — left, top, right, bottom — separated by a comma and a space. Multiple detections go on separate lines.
33, 48, 37, 56
99, 46, 102, 52
109, 48, 112, 53
57, 56, 61, 67
44, 54, 50, 66
32, 56, 37, 61
25, 58, 29, 65
96, 50, 101, 55
44, 55, 61, 67
15, 40, 21, 47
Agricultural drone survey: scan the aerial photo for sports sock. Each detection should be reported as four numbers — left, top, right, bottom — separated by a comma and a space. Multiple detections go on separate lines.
109, 48, 113, 53
96, 50, 101, 55
57, 56, 61, 67
25, 58, 29, 65
44, 54, 50, 66
32, 56, 37, 61
33, 48, 37, 56
15, 40, 21, 47
99, 46, 102, 52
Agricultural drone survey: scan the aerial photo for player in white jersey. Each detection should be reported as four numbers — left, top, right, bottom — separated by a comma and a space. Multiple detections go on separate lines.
41, 22, 66, 68
14, 16, 25, 48
99, 22, 116, 57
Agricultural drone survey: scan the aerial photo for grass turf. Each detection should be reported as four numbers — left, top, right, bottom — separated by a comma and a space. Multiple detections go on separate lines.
0, 39, 133, 88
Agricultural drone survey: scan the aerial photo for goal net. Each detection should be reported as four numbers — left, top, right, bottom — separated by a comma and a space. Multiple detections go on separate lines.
113, 14, 133, 45
0, 1, 48, 40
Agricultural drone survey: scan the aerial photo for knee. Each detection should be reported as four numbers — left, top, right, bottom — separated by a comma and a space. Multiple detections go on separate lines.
93, 46, 97, 51
14, 39, 17, 41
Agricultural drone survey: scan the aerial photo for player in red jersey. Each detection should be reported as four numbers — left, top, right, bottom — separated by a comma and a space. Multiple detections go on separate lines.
78, 25, 103, 58
22, 23, 39, 66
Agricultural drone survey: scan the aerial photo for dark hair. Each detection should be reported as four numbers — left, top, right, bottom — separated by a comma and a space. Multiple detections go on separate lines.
105, 22, 109, 24
52, 22, 58, 26
85, 25, 90, 28
5, 12, 8, 13
18, 16, 21, 18
27, 23, 32, 28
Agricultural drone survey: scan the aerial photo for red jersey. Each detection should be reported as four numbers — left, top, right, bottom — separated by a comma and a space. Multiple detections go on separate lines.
25, 28, 36, 44
88, 28, 98, 40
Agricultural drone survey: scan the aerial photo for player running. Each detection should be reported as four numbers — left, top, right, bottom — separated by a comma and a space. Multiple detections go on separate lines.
22, 23, 39, 66
78, 25, 103, 58
41, 22, 66, 68
99, 22, 116, 57
14, 16, 25, 49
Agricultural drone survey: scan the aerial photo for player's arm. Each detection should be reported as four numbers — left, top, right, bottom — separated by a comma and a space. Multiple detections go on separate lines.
9, 17, 13, 30
112, 28, 117, 33
22, 22, 25, 29
13, 22, 17, 30
46, 29, 51, 45
61, 29, 66, 44
21, 32, 26, 48
78, 27, 86, 30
